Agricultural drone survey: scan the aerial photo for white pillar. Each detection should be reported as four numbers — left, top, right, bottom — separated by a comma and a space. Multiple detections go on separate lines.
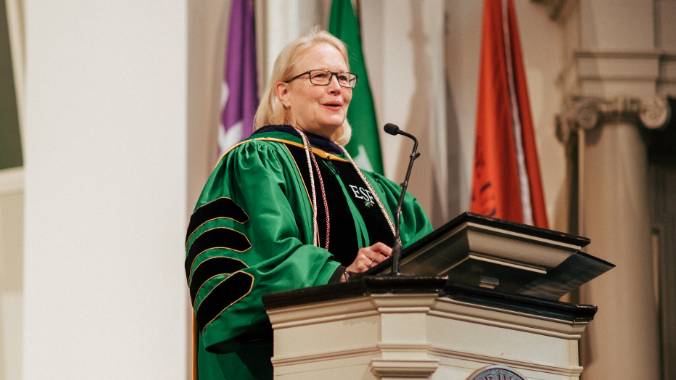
552, 0, 676, 377
581, 119, 656, 379
558, 96, 667, 379
23, 1, 189, 379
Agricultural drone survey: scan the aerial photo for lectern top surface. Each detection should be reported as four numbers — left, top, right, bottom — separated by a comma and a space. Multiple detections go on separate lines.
364, 212, 614, 300
419, 212, 590, 247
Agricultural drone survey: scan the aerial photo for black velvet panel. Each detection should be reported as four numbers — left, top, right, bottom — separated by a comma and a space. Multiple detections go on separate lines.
186, 197, 248, 241
286, 146, 359, 266
331, 159, 394, 248
196, 271, 254, 331
189, 257, 248, 302
185, 228, 251, 277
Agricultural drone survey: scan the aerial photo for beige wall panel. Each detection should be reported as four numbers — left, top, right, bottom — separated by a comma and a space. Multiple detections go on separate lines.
579, 0, 654, 50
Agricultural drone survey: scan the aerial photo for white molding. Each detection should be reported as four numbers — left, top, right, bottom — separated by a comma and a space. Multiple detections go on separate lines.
431, 297, 588, 339
560, 49, 676, 97
370, 358, 439, 378
271, 337, 583, 376
267, 296, 379, 327
0, 167, 24, 194
271, 308, 379, 329
272, 346, 380, 365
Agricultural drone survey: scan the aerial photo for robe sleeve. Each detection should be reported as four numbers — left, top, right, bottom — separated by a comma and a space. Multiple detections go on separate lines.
366, 171, 433, 247
185, 141, 341, 352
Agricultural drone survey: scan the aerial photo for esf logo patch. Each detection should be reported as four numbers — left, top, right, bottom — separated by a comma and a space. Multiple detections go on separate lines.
348, 185, 375, 208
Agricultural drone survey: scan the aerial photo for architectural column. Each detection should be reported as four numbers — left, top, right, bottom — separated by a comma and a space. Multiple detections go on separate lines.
24, 1, 189, 378
549, 0, 676, 378
557, 95, 669, 379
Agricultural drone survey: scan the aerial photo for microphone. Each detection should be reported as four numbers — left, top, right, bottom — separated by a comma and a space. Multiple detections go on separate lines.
383, 123, 420, 275
384, 123, 399, 135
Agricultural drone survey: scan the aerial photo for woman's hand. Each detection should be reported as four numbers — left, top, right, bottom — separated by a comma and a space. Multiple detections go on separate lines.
345, 242, 393, 276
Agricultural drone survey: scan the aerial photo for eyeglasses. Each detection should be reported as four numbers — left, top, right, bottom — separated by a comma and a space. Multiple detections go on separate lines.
285, 69, 358, 88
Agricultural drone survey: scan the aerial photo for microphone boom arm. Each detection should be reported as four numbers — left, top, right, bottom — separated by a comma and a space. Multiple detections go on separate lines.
390, 128, 420, 275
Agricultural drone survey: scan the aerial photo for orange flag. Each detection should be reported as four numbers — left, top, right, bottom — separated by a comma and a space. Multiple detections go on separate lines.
470, 0, 548, 228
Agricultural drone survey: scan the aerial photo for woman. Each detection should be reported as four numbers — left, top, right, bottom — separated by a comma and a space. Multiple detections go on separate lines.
185, 30, 431, 379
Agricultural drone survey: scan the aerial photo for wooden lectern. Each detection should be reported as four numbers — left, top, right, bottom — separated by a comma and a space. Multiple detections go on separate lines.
263, 213, 613, 379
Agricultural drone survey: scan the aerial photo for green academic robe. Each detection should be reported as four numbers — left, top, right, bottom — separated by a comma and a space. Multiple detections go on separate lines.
185, 126, 432, 379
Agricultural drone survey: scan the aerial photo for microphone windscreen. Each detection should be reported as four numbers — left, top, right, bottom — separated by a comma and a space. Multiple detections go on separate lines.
384, 123, 400, 135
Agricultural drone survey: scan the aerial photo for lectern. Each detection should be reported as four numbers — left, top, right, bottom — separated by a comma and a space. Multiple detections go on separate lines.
263, 213, 613, 379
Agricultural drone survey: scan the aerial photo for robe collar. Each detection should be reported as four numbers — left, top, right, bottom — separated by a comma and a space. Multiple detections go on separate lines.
252, 125, 343, 155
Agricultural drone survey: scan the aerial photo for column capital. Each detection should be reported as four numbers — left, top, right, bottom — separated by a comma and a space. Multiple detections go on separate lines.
556, 95, 671, 144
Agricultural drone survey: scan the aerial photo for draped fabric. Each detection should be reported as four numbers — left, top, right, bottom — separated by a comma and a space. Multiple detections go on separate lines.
218, 0, 259, 154
470, 0, 548, 228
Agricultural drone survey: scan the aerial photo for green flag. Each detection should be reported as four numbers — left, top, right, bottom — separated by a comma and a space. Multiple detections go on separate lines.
328, 0, 384, 174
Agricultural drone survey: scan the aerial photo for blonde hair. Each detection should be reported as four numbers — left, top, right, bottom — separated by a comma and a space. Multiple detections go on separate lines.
254, 29, 352, 145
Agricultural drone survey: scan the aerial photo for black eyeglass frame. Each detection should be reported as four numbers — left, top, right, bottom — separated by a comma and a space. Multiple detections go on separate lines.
285, 69, 358, 88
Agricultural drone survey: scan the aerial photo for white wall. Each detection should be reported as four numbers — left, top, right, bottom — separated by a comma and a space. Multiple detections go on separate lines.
23, 1, 189, 379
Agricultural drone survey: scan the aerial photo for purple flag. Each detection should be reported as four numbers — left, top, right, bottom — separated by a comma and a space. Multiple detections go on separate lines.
219, 0, 258, 154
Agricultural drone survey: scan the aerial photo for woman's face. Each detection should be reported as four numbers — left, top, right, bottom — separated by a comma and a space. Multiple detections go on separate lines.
277, 43, 352, 139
